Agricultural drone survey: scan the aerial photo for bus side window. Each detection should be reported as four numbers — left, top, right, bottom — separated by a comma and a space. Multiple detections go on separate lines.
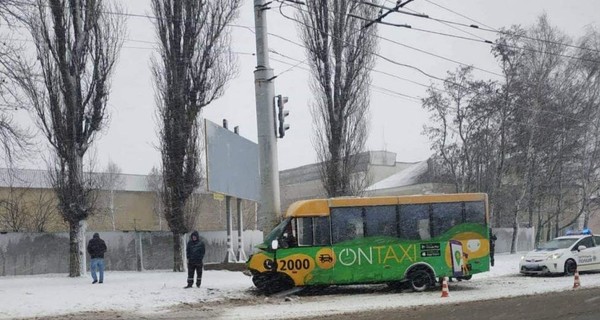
432, 202, 462, 237
314, 216, 331, 246
465, 201, 486, 225
399, 204, 429, 240
297, 217, 314, 246
331, 207, 363, 243
365, 205, 396, 237
418, 219, 431, 240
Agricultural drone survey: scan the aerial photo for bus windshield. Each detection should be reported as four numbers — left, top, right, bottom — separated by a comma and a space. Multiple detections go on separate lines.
263, 217, 291, 247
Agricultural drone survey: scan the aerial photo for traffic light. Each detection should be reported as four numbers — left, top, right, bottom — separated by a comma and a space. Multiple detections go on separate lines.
276, 95, 290, 138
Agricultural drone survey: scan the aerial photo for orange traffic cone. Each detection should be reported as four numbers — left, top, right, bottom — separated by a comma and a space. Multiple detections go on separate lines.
573, 269, 581, 289
441, 277, 450, 298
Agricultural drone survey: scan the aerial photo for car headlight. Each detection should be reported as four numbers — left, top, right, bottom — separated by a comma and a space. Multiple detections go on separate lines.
547, 253, 563, 260
521, 255, 525, 260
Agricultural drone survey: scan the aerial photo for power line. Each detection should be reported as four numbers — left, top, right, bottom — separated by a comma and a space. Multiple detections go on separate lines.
359, 2, 600, 63
277, 1, 451, 83
266, 16, 596, 128
269, 50, 422, 103
422, 0, 494, 30
8, 0, 596, 129
348, 13, 503, 77
419, 0, 600, 54
362, 0, 415, 30
282, 2, 600, 129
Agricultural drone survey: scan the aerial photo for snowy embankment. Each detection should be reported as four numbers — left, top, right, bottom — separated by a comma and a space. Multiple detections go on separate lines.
1, 253, 599, 319
0, 269, 254, 319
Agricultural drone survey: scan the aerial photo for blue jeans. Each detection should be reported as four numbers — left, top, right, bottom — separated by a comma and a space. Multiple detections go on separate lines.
90, 258, 105, 282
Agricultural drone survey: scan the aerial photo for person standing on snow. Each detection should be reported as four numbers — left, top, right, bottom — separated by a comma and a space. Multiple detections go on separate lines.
185, 231, 206, 289
87, 233, 107, 284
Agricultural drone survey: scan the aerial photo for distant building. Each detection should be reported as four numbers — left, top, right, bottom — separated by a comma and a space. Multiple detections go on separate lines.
7, 150, 595, 237
0, 168, 257, 233
279, 151, 451, 211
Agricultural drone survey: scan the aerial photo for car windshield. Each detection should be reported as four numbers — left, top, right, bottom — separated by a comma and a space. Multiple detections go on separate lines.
536, 238, 578, 250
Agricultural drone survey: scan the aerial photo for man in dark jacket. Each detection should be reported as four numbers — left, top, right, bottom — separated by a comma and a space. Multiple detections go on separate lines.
185, 231, 205, 288
87, 233, 107, 284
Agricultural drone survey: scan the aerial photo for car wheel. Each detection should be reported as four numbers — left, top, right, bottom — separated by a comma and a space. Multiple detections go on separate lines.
407, 268, 434, 292
564, 259, 577, 276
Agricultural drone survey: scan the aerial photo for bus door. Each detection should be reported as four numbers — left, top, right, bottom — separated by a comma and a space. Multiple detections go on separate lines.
275, 217, 333, 286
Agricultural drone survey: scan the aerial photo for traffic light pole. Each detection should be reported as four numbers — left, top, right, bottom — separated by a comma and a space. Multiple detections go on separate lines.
253, 0, 281, 233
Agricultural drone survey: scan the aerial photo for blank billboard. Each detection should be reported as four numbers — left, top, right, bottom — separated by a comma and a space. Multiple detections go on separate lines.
204, 119, 260, 201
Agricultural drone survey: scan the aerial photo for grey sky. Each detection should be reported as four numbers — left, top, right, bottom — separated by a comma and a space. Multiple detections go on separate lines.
13, 0, 600, 175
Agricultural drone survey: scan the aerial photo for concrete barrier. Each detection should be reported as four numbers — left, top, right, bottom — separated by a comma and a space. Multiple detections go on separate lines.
492, 227, 535, 253
0, 230, 263, 276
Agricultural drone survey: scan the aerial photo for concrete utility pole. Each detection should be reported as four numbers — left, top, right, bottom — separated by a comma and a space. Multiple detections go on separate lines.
253, 0, 281, 233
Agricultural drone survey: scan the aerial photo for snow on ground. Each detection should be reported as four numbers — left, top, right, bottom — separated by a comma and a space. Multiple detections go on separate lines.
1, 253, 599, 319
0, 269, 254, 319
222, 253, 600, 319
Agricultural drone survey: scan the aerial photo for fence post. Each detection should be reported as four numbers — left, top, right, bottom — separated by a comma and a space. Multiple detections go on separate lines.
237, 198, 247, 262
136, 232, 144, 272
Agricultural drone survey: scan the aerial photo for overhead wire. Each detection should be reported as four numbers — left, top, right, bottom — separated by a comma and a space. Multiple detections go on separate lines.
275, 0, 597, 128
412, 0, 600, 54
360, 1, 600, 63
5, 0, 597, 130
381, 1, 489, 42
269, 49, 422, 103
275, 1, 449, 82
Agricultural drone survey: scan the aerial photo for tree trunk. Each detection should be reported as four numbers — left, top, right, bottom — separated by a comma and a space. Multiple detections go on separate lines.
510, 211, 519, 254
172, 232, 184, 272
68, 221, 82, 277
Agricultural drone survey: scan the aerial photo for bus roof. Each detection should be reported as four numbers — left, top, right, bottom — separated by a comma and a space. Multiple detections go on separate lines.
284, 193, 488, 218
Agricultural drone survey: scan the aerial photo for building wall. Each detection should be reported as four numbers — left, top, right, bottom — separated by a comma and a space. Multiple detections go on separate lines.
279, 151, 412, 211
0, 187, 258, 233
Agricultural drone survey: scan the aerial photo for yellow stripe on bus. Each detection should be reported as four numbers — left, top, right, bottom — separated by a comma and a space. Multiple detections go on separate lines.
284, 193, 488, 218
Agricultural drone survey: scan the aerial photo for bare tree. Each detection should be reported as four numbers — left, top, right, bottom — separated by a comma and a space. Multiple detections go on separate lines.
0, 185, 28, 232
0, 2, 33, 166
2, 0, 124, 276
146, 166, 164, 231
297, 0, 377, 197
423, 66, 497, 194
151, 0, 241, 271
26, 189, 60, 232
99, 161, 124, 231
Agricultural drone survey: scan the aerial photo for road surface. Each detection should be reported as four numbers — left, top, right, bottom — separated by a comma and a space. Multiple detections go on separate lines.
33, 286, 600, 320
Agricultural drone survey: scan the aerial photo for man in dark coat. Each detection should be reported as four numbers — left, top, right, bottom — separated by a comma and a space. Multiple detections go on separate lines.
185, 231, 206, 288
87, 233, 107, 284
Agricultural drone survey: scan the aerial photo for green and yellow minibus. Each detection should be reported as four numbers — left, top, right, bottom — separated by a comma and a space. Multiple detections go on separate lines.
247, 193, 491, 293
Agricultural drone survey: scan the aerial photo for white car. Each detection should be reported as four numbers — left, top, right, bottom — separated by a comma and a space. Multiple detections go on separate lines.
519, 230, 600, 275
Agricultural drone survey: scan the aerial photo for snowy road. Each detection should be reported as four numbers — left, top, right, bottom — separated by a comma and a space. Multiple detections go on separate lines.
297, 287, 600, 320
2, 253, 600, 319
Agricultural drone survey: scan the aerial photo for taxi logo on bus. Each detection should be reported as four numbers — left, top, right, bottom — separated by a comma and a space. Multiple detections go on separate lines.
315, 248, 335, 269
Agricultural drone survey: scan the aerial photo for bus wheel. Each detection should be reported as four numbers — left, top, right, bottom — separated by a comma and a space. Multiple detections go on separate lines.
270, 273, 295, 293
407, 267, 434, 292
252, 274, 273, 292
